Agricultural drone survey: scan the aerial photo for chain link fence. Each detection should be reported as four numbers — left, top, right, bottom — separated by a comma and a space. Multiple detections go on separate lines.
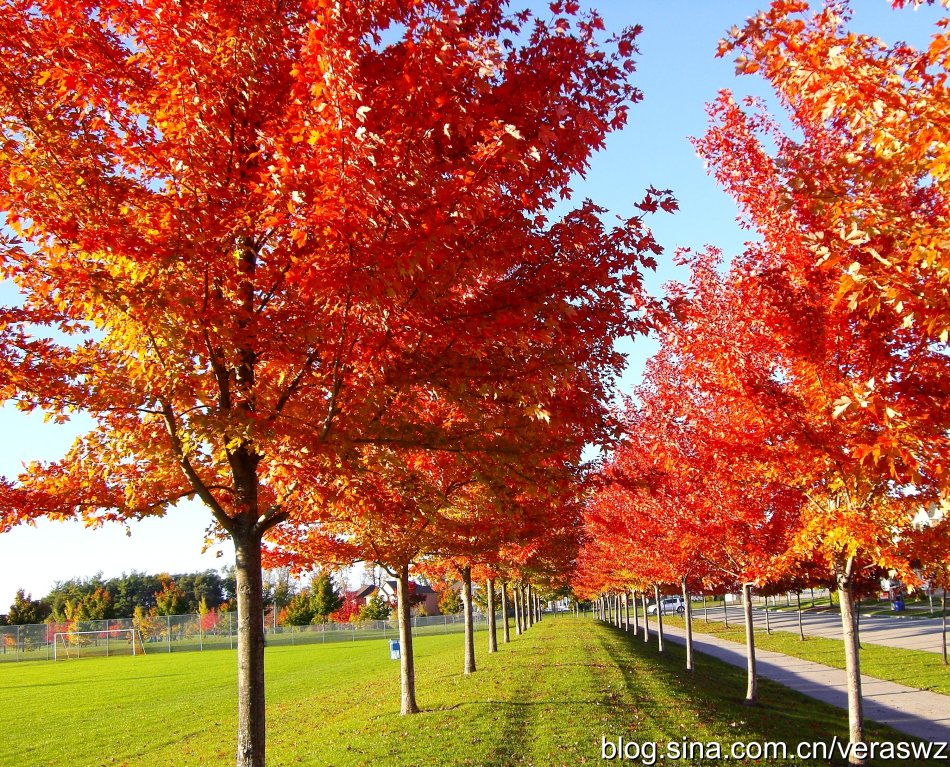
0, 610, 486, 663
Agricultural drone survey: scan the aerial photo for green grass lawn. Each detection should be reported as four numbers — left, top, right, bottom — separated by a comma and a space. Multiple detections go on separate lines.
758, 596, 946, 619
665, 615, 950, 695
0, 617, 942, 766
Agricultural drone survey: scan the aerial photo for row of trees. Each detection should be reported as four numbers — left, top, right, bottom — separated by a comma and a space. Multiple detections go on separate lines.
0, 2, 658, 765
575, 3, 949, 766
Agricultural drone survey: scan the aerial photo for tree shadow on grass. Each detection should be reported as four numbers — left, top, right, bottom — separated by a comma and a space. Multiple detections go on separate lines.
595, 622, 944, 767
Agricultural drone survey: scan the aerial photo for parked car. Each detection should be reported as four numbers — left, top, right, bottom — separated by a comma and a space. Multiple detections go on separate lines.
647, 597, 685, 616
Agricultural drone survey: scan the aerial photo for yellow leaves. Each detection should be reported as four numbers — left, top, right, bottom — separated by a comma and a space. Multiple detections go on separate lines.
503, 123, 523, 141
290, 228, 308, 247
839, 222, 868, 246
832, 395, 852, 419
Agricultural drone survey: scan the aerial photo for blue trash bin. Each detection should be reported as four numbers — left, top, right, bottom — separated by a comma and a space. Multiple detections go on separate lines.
892, 598, 904, 612
389, 640, 400, 660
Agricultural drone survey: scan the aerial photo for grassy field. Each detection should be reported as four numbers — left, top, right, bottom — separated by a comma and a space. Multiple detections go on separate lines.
1, 616, 943, 766
664, 615, 950, 695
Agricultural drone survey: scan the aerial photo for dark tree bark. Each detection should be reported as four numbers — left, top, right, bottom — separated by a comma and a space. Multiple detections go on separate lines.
942, 591, 947, 666
514, 583, 523, 635
654, 584, 664, 653
461, 566, 476, 674
233, 528, 267, 767
797, 591, 805, 641
486, 578, 498, 654
837, 563, 866, 765
396, 564, 419, 714
641, 591, 649, 643
682, 578, 694, 672
501, 581, 511, 644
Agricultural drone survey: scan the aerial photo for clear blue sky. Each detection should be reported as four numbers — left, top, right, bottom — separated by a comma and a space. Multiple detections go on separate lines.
0, 1, 944, 608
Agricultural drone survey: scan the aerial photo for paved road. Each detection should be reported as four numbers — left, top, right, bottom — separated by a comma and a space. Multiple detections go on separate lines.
692, 603, 948, 654
660, 624, 950, 744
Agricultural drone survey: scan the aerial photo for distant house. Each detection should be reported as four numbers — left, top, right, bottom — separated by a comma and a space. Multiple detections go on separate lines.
352, 584, 379, 606
352, 581, 440, 616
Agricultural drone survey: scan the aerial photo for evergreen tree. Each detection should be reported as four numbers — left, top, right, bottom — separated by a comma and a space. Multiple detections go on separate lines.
282, 592, 317, 626
311, 573, 344, 623
358, 594, 391, 622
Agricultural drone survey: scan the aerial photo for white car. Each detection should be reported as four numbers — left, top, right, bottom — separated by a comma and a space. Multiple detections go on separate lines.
647, 597, 685, 616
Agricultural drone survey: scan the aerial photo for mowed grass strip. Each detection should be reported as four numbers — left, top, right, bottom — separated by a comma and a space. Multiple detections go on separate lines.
0, 617, 942, 767
663, 614, 950, 695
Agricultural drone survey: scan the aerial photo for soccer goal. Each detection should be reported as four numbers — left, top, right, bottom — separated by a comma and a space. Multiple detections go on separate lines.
53, 629, 146, 660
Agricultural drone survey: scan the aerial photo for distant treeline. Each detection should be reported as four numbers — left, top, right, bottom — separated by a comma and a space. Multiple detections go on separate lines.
2, 569, 237, 625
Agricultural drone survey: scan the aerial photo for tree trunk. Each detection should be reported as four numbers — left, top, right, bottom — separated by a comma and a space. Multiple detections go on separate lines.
234, 531, 267, 767
838, 571, 866, 765
742, 582, 757, 705
764, 599, 771, 635
632, 590, 639, 635
526, 585, 534, 628
641, 591, 649, 642
942, 591, 947, 666
723, 594, 729, 628
396, 564, 419, 715
461, 566, 476, 674
486, 579, 498, 654
501, 582, 511, 644
624, 591, 630, 631
703, 592, 708, 624
797, 591, 805, 641
856, 597, 862, 649
654, 585, 664, 653
514, 583, 523, 635
682, 578, 694, 672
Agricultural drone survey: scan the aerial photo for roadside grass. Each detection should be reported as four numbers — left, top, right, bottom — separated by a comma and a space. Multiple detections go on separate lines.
1, 617, 942, 766
760, 597, 945, 619
663, 615, 950, 695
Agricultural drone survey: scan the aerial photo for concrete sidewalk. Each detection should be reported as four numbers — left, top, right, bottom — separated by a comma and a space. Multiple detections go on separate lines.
656, 623, 950, 744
